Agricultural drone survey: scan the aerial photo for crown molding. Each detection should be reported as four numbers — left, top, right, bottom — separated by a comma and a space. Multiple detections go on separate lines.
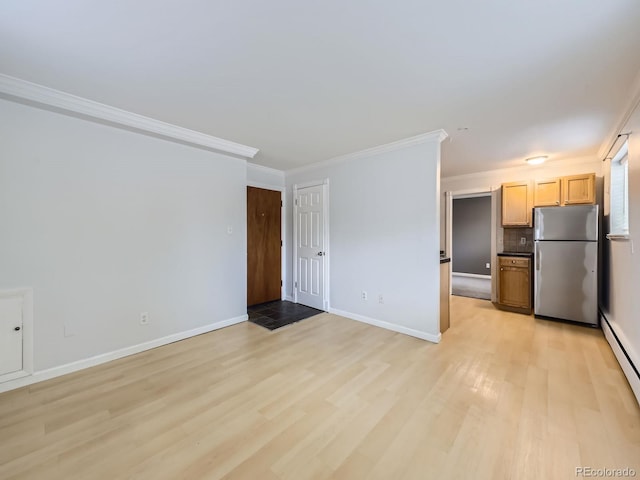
247, 162, 285, 178
0, 74, 259, 159
286, 129, 448, 175
598, 67, 640, 160
442, 155, 600, 183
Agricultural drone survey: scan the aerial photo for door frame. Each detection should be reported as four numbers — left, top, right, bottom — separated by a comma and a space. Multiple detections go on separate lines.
293, 178, 330, 311
0, 287, 34, 384
445, 187, 497, 300
247, 182, 286, 301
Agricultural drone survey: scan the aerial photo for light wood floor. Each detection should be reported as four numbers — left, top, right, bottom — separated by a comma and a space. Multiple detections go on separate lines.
1, 296, 639, 479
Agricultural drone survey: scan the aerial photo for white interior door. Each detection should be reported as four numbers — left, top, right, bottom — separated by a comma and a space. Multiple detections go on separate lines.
295, 184, 325, 310
0, 296, 23, 376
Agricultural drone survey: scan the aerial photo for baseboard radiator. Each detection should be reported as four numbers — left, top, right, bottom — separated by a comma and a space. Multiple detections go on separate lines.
600, 310, 640, 406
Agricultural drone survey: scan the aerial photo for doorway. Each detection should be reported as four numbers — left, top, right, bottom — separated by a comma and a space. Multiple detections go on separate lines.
449, 192, 493, 300
247, 186, 282, 306
444, 187, 501, 302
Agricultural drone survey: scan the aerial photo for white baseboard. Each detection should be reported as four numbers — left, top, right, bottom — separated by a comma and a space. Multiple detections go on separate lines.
328, 308, 441, 344
0, 370, 30, 384
601, 313, 640, 406
0, 314, 247, 394
452, 272, 491, 279
284, 295, 295, 302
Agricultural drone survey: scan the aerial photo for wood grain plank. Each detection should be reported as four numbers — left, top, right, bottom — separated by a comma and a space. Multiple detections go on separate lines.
0, 297, 638, 479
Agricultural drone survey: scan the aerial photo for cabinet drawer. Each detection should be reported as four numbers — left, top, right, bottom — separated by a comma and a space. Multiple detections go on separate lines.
499, 257, 530, 268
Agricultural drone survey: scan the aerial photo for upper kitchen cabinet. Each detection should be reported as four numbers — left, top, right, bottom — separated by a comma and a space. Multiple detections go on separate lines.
502, 180, 533, 227
534, 178, 561, 207
562, 173, 595, 205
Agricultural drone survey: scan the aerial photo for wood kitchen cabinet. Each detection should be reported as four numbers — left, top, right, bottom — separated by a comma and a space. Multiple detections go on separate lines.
534, 178, 561, 207
497, 256, 531, 313
562, 173, 595, 205
502, 180, 533, 227
505, 173, 596, 221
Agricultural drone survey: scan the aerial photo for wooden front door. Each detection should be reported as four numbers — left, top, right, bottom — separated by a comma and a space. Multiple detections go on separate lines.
247, 187, 281, 306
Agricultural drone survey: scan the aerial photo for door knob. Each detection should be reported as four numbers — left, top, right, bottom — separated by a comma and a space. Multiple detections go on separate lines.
14, 326, 21, 331
317, 251, 324, 256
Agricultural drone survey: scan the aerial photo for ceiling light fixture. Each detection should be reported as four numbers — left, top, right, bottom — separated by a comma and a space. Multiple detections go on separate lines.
526, 156, 547, 165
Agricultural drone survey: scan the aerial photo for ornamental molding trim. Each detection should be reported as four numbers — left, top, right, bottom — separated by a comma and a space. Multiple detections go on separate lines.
0, 74, 259, 158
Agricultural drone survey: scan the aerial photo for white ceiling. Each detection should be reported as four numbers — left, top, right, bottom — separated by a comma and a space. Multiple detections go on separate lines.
1, 0, 639, 176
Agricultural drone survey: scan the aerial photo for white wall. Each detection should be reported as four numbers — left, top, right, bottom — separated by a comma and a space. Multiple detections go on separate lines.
285, 134, 444, 342
601, 101, 640, 402
247, 162, 285, 190
0, 98, 247, 372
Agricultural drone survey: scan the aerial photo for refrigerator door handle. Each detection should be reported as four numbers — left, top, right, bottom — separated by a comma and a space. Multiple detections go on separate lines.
535, 245, 541, 270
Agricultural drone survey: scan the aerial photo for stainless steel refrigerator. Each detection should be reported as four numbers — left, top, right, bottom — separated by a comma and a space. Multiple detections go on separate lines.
533, 205, 598, 326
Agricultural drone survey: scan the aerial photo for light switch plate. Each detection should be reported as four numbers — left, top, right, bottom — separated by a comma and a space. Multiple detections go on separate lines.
64, 323, 75, 338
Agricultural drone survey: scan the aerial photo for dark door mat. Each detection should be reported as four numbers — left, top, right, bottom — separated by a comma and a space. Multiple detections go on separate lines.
247, 300, 323, 331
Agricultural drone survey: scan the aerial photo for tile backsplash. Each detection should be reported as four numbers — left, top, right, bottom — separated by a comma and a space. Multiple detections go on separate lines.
503, 227, 534, 253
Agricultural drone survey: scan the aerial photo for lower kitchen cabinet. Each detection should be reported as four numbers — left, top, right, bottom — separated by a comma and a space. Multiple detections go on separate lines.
497, 256, 531, 313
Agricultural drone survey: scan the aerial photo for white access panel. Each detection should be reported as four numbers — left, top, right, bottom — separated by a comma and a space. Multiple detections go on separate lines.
0, 296, 23, 376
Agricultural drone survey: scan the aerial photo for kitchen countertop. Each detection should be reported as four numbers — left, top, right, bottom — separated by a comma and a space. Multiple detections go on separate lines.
497, 252, 533, 258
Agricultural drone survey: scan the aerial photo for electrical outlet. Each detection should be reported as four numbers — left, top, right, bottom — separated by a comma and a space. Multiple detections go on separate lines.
378, 294, 384, 304
485, 263, 490, 269
140, 312, 150, 325
361, 291, 367, 300
520, 237, 526, 245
